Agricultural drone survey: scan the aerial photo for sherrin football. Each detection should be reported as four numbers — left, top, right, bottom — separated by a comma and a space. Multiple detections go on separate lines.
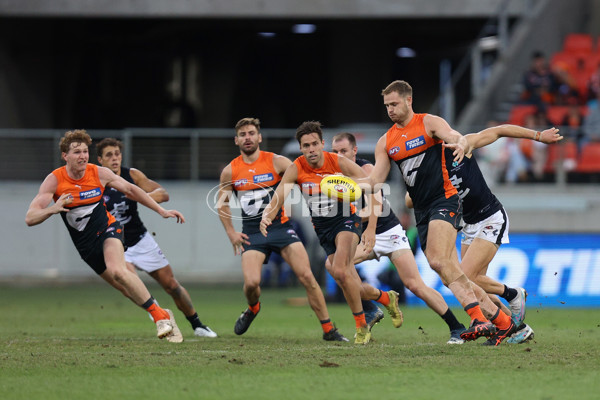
319, 175, 362, 202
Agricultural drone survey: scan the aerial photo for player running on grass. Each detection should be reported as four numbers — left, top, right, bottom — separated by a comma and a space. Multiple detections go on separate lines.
331, 132, 467, 344
442, 123, 563, 344
218, 118, 348, 342
97, 138, 217, 339
261, 121, 402, 345
25, 130, 184, 342
371, 80, 516, 345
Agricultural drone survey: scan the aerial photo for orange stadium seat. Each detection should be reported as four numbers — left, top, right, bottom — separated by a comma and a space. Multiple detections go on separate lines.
509, 105, 537, 125
544, 142, 578, 173
547, 106, 569, 126
563, 33, 594, 54
551, 52, 580, 74
576, 143, 600, 173
547, 105, 588, 126
572, 72, 591, 99
584, 53, 600, 73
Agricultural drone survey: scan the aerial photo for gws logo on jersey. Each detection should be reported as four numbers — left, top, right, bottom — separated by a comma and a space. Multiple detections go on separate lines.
79, 188, 101, 200
253, 173, 274, 183
207, 179, 282, 222
388, 146, 400, 156
301, 181, 319, 195
406, 136, 426, 150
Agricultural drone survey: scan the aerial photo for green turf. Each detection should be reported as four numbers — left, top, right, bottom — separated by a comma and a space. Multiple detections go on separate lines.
1, 284, 599, 400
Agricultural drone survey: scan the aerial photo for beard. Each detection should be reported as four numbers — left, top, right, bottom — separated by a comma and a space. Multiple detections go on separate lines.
240, 143, 259, 155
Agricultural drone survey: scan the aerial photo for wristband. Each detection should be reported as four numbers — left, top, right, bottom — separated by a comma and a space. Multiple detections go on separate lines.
534, 131, 541, 141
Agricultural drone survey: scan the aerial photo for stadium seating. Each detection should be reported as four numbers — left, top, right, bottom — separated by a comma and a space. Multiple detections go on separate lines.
563, 33, 594, 55
509, 104, 538, 125
584, 53, 600, 73
551, 52, 581, 74
576, 142, 600, 173
544, 141, 578, 173
546, 106, 569, 125
546, 34, 599, 102
546, 105, 588, 126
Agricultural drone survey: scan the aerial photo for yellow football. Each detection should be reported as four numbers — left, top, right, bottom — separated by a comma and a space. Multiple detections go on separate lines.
319, 175, 362, 202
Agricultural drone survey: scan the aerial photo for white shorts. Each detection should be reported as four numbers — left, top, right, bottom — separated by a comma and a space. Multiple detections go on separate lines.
371, 224, 412, 260
124, 232, 170, 273
461, 209, 510, 246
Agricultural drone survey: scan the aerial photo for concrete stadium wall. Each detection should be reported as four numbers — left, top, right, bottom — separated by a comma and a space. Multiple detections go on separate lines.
3, 181, 599, 283
0, 0, 528, 18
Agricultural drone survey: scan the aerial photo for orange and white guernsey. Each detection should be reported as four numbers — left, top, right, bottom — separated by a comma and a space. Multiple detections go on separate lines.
294, 152, 357, 232
385, 113, 457, 210
231, 151, 288, 234
52, 164, 117, 257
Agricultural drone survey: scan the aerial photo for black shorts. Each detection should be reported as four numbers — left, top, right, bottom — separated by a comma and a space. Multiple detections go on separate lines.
316, 214, 362, 256
414, 194, 462, 252
243, 222, 302, 264
81, 222, 124, 275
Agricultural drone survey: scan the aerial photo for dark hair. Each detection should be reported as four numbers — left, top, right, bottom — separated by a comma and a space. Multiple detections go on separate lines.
532, 50, 545, 59
59, 130, 92, 153
295, 121, 323, 143
332, 132, 357, 147
381, 80, 413, 97
96, 138, 123, 157
235, 117, 261, 133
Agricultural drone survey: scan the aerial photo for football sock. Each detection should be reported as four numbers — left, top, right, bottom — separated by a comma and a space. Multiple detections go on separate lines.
501, 285, 518, 302
375, 290, 390, 306
464, 302, 487, 323
186, 313, 203, 330
248, 301, 261, 315
441, 308, 464, 331
491, 308, 512, 330
362, 300, 378, 313
353, 311, 367, 328
320, 319, 334, 333
142, 297, 169, 322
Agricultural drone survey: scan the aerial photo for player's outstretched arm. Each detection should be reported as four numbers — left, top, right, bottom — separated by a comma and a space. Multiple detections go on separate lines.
99, 167, 185, 223
25, 174, 72, 226
465, 124, 562, 152
130, 168, 169, 203
217, 164, 250, 255
260, 164, 298, 237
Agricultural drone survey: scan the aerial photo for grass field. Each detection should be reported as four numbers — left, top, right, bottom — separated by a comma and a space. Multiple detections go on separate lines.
1, 284, 599, 400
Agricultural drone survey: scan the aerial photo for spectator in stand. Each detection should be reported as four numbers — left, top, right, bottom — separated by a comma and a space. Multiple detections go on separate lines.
521, 108, 552, 181
552, 62, 580, 105
587, 63, 600, 106
583, 90, 600, 142
561, 100, 586, 156
522, 51, 557, 107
